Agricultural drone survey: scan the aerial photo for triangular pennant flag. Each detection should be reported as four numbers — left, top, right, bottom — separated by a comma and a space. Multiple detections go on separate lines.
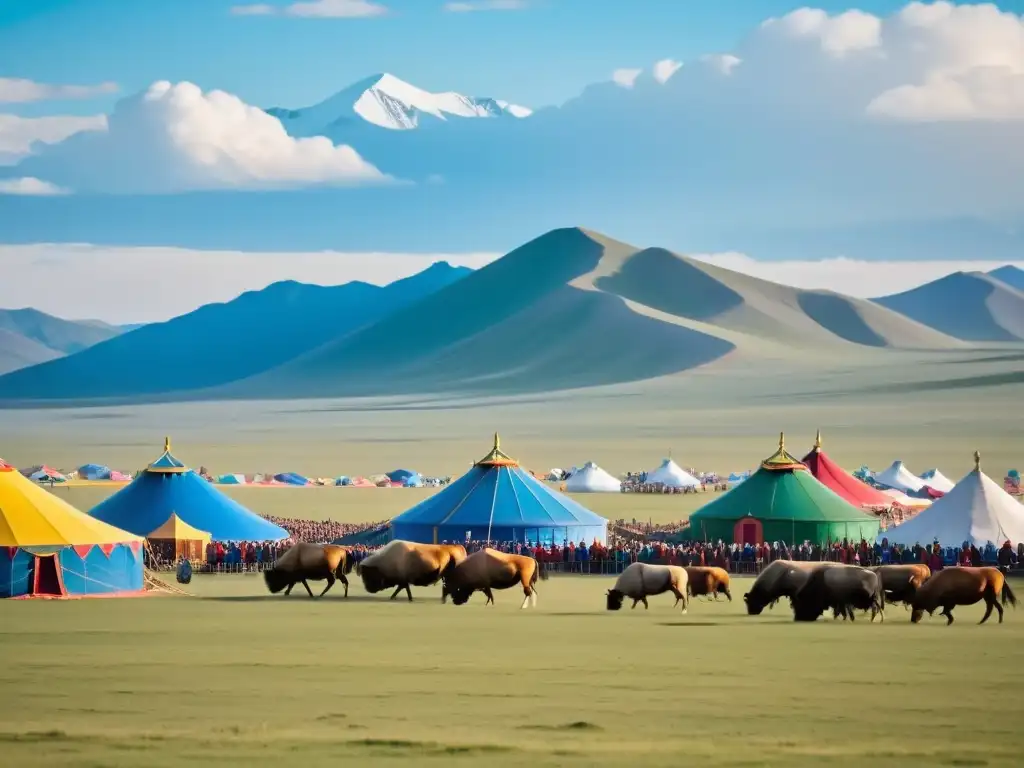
128, 541, 142, 558
72, 544, 94, 560
98, 543, 116, 558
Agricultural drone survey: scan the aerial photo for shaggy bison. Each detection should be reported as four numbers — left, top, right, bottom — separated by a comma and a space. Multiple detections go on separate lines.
868, 564, 932, 607
743, 560, 847, 615
263, 542, 353, 598
356, 541, 467, 602
443, 548, 547, 609
685, 566, 731, 602
910, 566, 1018, 625
606, 563, 689, 612
791, 566, 884, 622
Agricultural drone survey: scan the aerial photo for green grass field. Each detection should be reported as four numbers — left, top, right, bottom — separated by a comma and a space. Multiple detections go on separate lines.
1, 573, 1022, 768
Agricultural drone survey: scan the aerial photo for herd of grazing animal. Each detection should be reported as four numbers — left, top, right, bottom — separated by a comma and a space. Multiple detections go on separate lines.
263, 542, 1017, 625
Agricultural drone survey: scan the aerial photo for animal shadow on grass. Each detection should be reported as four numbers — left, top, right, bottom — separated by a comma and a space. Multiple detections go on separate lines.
203, 594, 381, 603
656, 621, 725, 627
521, 721, 603, 733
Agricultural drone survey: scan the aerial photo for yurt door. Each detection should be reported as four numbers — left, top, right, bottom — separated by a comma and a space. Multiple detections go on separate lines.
33, 554, 65, 597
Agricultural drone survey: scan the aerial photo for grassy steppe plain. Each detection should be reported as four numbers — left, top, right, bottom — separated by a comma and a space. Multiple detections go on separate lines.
2, 574, 1023, 768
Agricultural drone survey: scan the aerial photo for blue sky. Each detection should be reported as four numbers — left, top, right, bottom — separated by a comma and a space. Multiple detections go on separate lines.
1, 0, 942, 115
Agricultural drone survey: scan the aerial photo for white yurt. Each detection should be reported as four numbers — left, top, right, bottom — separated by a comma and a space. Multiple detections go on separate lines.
646, 458, 700, 488
872, 461, 925, 494
919, 468, 955, 493
880, 452, 1024, 547
882, 488, 931, 510
565, 462, 621, 493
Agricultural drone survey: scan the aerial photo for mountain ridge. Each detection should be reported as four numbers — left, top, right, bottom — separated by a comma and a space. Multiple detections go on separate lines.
0, 308, 123, 375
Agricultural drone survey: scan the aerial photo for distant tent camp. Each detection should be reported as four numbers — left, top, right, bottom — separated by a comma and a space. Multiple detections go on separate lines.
872, 461, 926, 494
565, 462, 621, 493
881, 489, 931, 510
881, 451, 1024, 547
919, 468, 955, 494
687, 433, 881, 545
88, 438, 288, 542
386, 469, 418, 483
646, 458, 700, 488
335, 476, 351, 487
25, 466, 66, 483
390, 434, 608, 546
78, 463, 112, 481
217, 474, 246, 485
273, 472, 308, 486
402, 474, 424, 488
801, 431, 891, 511
0, 459, 143, 598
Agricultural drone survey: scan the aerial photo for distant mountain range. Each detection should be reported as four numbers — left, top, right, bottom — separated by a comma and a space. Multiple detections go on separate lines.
989, 265, 1024, 292
875, 271, 1024, 343
0, 309, 123, 375
0, 232, 1021, 405
0, 261, 470, 399
266, 73, 531, 136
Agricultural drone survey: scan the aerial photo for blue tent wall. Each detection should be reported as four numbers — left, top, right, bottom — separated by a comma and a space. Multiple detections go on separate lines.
89, 470, 287, 542
1, 544, 142, 598
391, 463, 607, 545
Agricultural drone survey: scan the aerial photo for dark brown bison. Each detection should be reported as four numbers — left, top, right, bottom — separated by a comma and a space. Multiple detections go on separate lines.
743, 560, 848, 615
607, 563, 688, 612
868, 564, 932, 607
911, 566, 1018, 625
442, 548, 548, 608
356, 541, 467, 601
685, 565, 731, 602
263, 543, 353, 598
791, 566, 885, 622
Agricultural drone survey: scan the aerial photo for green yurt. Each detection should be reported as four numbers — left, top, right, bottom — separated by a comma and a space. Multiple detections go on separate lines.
687, 433, 881, 545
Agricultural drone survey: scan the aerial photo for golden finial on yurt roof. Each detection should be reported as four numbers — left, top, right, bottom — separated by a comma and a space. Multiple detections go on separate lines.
148, 435, 187, 473
164, 435, 171, 453
814, 429, 822, 451
974, 450, 981, 471
761, 431, 806, 472
476, 432, 518, 467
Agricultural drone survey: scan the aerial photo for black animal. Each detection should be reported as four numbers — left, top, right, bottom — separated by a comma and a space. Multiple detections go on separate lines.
792, 566, 885, 622
263, 543, 353, 598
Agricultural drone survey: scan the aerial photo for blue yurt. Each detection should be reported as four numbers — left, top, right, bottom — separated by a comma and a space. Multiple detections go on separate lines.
88, 438, 288, 542
390, 434, 607, 546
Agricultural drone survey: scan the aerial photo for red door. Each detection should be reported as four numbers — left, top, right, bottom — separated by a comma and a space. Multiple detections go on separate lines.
733, 518, 763, 545
33, 554, 65, 596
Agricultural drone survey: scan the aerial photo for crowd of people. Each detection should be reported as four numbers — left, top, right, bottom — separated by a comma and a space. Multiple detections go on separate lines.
262, 515, 390, 544
165, 527, 1023, 577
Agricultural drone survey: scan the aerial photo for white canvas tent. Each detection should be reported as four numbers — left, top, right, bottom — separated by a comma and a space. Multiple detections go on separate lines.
646, 459, 700, 489
565, 462, 621, 493
872, 461, 925, 493
882, 489, 931, 509
919, 468, 955, 493
880, 452, 1024, 547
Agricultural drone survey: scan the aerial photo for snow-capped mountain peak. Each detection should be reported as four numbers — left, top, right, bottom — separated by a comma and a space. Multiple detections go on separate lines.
267, 73, 532, 136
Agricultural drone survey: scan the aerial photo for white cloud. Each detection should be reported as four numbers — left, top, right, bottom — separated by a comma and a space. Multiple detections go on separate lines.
231, 0, 388, 16
652, 59, 682, 84
0, 78, 117, 104
761, 8, 882, 57
0, 113, 107, 164
16, 80, 389, 193
691, 252, 1024, 298
612, 68, 643, 88
0, 177, 69, 196
444, 0, 528, 11
700, 53, 742, 75
0, 244, 499, 323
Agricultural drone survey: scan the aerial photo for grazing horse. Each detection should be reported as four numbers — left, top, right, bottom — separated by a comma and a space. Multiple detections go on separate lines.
263, 543, 353, 598
443, 548, 548, 609
684, 566, 731, 601
911, 566, 1018, 625
606, 563, 689, 612
356, 541, 467, 602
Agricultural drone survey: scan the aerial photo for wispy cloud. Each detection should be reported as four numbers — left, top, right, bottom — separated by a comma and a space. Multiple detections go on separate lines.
611, 68, 642, 88
0, 78, 117, 104
0, 113, 107, 165
0, 177, 69, 196
231, 0, 388, 17
444, 0, 528, 11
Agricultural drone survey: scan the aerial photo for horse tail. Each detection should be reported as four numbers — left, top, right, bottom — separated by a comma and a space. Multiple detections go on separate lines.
1001, 578, 1018, 608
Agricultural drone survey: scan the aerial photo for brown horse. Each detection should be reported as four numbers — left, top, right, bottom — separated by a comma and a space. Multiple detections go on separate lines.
356, 541, 467, 601
443, 548, 548, 608
264, 543, 353, 598
910, 566, 1018, 625
869, 564, 932, 607
685, 566, 731, 601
